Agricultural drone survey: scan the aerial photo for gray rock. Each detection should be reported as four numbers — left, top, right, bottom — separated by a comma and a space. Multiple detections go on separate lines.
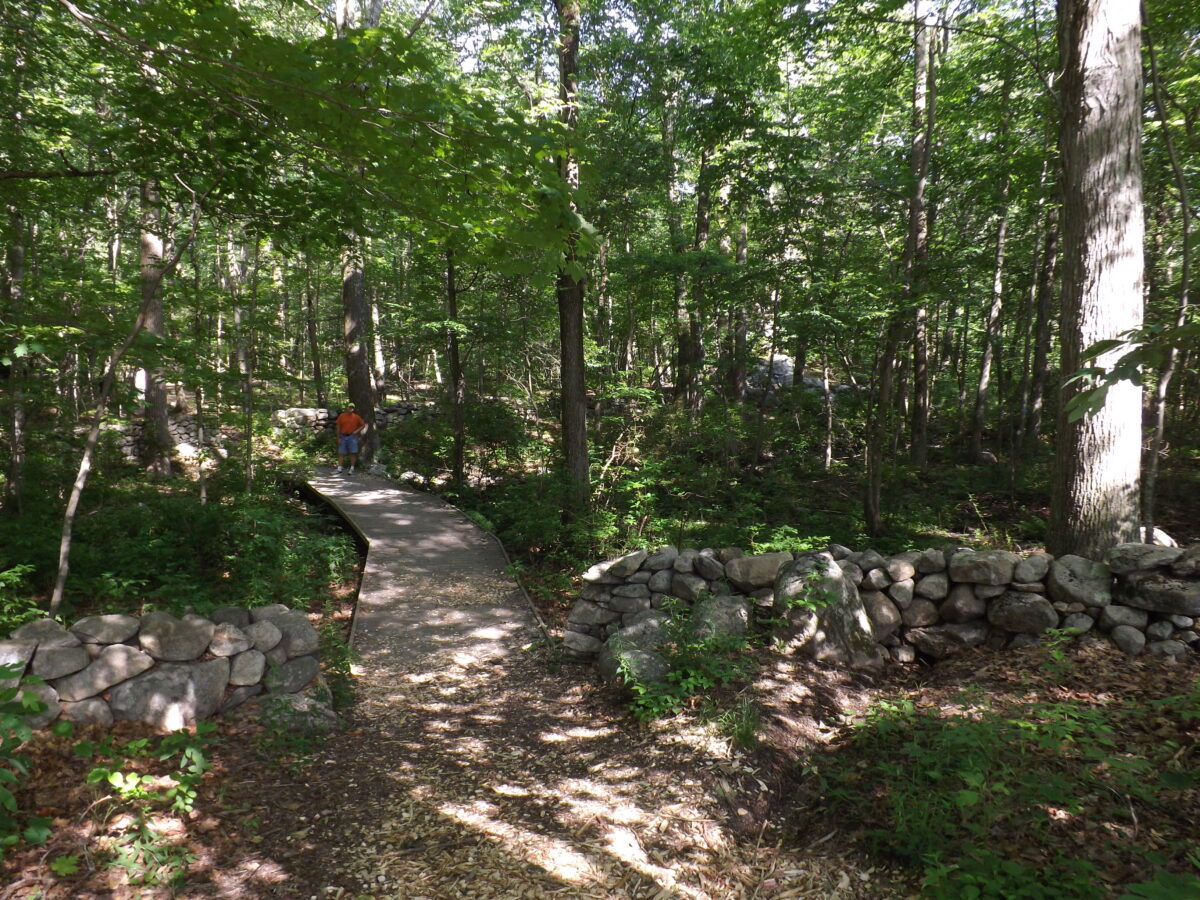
264, 645, 288, 667
1062, 613, 1094, 633
673, 549, 699, 574
243, 620, 283, 652
901, 598, 940, 628
717, 548, 744, 564
209, 623, 252, 657
138, 611, 216, 661
110, 658, 230, 729
253, 609, 320, 658
886, 578, 913, 607
647, 570, 674, 593
948, 550, 1019, 585
1123, 572, 1200, 616
0, 640, 36, 689
1098, 605, 1149, 632
837, 561, 864, 586
230, 649, 267, 685
1110, 625, 1145, 656
1014, 553, 1053, 583
1106, 543, 1182, 574
827, 544, 853, 560
70, 614, 140, 645
625, 571, 652, 585
31, 645, 90, 680
596, 642, 670, 686
609, 593, 652, 615
650, 593, 668, 609
916, 548, 947, 574
849, 549, 887, 572
973, 584, 1007, 599
209, 606, 251, 628
694, 555, 725, 581
12, 619, 80, 649
265, 654, 319, 693
1011, 582, 1046, 594
862, 594, 902, 641
1047, 555, 1114, 608
863, 567, 892, 590
1147, 640, 1190, 660
51, 644, 155, 701
619, 610, 671, 644
885, 558, 917, 582
253, 692, 339, 730
775, 552, 885, 672
1008, 633, 1040, 650
891, 644, 917, 663
59, 698, 113, 728
939, 585, 986, 623
220, 684, 264, 714
643, 546, 679, 571
726, 552, 793, 592
1170, 546, 1200, 577
1166, 614, 1195, 628
1141, 526, 1178, 547
906, 622, 989, 658
987, 592, 1059, 634
19, 682, 60, 729
250, 603, 292, 622
580, 583, 612, 602
915, 572, 950, 601
1178, 630, 1199, 645
1145, 620, 1174, 641
562, 631, 604, 655
611, 583, 651, 599
608, 550, 648, 578
670, 572, 707, 602
690, 596, 750, 641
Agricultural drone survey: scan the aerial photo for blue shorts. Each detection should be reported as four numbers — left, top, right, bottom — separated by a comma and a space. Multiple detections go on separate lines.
338, 434, 359, 454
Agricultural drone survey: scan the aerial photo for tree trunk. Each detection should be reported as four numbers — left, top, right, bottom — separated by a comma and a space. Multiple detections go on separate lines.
140, 180, 173, 477
908, 0, 936, 467
3, 210, 26, 514
446, 243, 465, 489
1049, 0, 1144, 558
555, 0, 589, 514
1026, 210, 1059, 446
304, 260, 327, 408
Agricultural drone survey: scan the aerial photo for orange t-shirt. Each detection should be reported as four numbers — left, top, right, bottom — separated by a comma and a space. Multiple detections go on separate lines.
336, 411, 365, 435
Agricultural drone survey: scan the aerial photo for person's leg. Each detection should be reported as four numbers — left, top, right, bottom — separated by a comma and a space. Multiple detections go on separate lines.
348, 452, 357, 473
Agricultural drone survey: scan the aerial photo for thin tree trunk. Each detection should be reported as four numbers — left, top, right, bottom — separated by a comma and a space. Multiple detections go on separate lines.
3, 210, 26, 514
1026, 211, 1059, 446
446, 243, 465, 489
304, 261, 327, 408
140, 180, 173, 477
909, 1, 936, 466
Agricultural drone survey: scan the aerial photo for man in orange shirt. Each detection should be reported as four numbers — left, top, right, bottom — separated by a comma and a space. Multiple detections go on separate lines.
334, 402, 366, 474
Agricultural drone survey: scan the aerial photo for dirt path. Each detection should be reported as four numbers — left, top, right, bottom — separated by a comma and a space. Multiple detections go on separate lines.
254, 470, 893, 900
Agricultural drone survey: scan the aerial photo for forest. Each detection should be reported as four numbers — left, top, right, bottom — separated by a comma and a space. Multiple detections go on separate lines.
1, 0, 1199, 897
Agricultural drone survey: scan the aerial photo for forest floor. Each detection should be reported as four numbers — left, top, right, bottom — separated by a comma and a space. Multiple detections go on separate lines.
4, 466, 1198, 899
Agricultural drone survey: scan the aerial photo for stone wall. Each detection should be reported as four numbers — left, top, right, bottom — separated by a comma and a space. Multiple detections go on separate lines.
1, 605, 332, 732
272, 404, 428, 435
565, 543, 1200, 675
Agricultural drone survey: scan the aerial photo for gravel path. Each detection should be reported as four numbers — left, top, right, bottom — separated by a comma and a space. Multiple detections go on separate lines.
292, 470, 892, 900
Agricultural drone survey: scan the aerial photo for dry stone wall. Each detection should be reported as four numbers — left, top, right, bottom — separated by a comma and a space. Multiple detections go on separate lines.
566, 542, 1200, 678
2, 605, 332, 732
272, 404, 428, 435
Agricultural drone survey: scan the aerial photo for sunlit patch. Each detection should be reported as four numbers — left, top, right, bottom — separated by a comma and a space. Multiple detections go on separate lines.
491, 783, 530, 797
540, 724, 617, 743
439, 800, 599, 883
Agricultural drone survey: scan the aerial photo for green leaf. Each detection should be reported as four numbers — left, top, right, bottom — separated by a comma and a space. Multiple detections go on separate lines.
50, 854, 81, 877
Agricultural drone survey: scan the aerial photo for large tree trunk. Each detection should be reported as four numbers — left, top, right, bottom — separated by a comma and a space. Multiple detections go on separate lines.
555, 0, 589, 514
908, 0, 936, 467
140, 180, 173, 477
1049, 0, 1144, 558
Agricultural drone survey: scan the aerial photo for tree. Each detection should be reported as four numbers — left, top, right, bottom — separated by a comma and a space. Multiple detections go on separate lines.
1049, 0, 1144, 558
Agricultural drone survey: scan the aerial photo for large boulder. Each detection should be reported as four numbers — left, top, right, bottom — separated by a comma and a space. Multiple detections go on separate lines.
596, 639, 670, 686
138, 611, 216, 661
1123, 572, 1200, 617
209, 623, 252, 657
643, 546, 679, 571
51, 644, 155, 702
862, 593, 902, 642
265, 654, 320, 694
774, 552, 885, 672
906, 622, 989, 659
13, 619, 81, 649
987, 592, 1059, 634
70, 614, 140, 645
670, 572, 708, 602
31, 645, 90, 680
690, 596, 750, 641
109, 658, 230, 729
567, 599, 621, 628
18, 682, 60, 729
948, 550, 1019, 585
1105, 543, 1182, 575
726, 552, 793, 593
251, 608, 320, 658
0, 640, 36, 689
1047, 555, 1114, 608
1014, 553, 1053, 583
